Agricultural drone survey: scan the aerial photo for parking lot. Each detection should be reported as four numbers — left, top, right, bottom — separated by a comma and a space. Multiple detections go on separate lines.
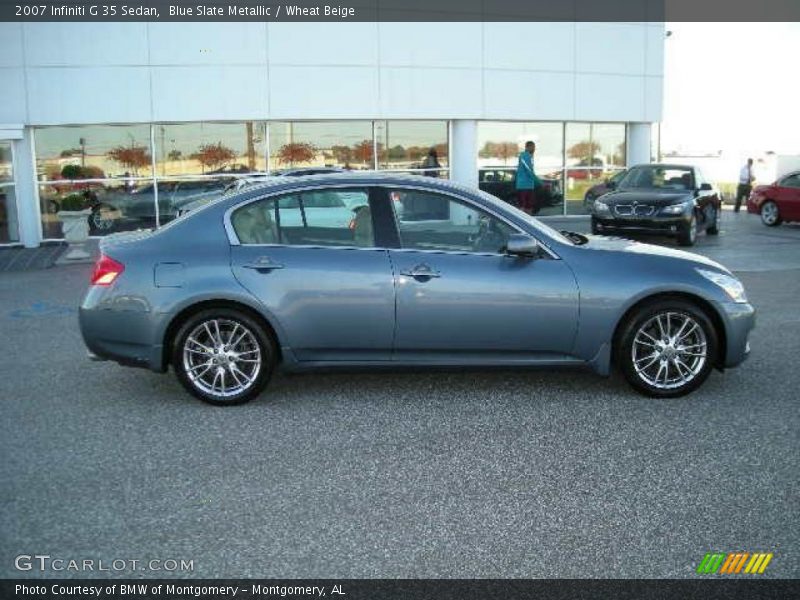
1, 210, 797, 579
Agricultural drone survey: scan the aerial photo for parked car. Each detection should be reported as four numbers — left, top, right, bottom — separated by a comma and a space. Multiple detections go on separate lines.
121, 179, 234, 225
80, 173, 754, 405
590, 164, 721, 247
478, 168, 563, 208
584, 169, 628, 209
747, 170, 800, 226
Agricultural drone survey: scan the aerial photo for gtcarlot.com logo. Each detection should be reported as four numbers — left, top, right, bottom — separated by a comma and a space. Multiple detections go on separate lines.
14, 554, 194, 573
697, 552, 774, 575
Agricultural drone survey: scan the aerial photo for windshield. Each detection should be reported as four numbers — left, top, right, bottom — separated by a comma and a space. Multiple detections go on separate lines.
619, 166, 694, 191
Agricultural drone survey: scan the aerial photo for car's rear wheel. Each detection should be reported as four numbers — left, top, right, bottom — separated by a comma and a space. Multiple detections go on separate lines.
760, 201, 782, 227
172, 308, 276, 405
677, 214, 697, 246
617, 299, 718, 398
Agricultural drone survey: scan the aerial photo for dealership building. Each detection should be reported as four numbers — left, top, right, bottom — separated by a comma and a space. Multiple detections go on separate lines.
0, 21, 664, 247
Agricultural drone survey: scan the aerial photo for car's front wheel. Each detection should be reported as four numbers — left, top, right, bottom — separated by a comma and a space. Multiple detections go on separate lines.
590, 216, 601, 235
677, 214, 697, 246
617, 299, 718, 398
707, 206, 720, 235
760, 201, 782, 227
172, 308, 276, 405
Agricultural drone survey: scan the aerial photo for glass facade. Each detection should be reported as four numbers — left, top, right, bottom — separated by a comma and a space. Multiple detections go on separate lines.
0, 142, 19, 243
29, 119, 636, 240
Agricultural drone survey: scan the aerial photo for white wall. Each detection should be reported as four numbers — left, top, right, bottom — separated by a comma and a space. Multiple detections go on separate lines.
0, 21, 664, 125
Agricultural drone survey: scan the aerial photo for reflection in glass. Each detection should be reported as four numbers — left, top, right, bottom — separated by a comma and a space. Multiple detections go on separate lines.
0, 143, 13, 184
375, 121, 449, 175
37, 179, 206, 238
154, 122, 266, 176
565, 123, 626, 215
477, 122, 563, 173
35, 125, 153, 181
269, 122, 373, 170
0, 185, 19, 243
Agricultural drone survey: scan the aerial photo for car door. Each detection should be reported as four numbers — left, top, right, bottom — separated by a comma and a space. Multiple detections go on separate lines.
382, 186, 580, 360
776, 173, 800, 220
229, 186, 396, 362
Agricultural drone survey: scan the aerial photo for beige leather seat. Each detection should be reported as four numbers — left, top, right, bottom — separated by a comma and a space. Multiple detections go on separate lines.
351, 205, 373, 247
232, 204, 278, 244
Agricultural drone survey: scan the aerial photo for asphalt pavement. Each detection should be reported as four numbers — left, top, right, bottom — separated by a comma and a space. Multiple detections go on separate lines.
1, 210, 797, 579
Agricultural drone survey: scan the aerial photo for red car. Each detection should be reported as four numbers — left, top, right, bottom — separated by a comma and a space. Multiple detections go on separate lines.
747, 171, 800, 226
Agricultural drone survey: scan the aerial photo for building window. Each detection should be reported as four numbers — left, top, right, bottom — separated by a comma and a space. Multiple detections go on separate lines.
154, 122, 267, 177
0, 142, 19, 243
269, 121, 374, 171
477, 121, 565, 217
564, 122, 626, 215
375, 121, 449, 177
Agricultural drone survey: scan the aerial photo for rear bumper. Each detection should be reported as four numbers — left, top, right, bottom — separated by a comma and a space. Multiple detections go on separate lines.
79, 287, 165, 372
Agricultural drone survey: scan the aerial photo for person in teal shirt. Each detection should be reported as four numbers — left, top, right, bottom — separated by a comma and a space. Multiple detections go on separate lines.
515, 141, 540, 214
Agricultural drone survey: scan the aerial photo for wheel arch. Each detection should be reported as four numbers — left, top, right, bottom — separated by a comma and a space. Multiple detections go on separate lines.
610, 291, 727, 370
161, 299, 283, 371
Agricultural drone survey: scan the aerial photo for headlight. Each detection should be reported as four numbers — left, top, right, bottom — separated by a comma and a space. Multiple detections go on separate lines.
697, 268, 748, 303
594, 200, 610, 214
661, 203, 686, 215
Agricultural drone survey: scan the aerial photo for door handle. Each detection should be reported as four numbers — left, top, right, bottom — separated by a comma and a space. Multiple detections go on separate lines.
400, 263, 441, 279
242, 256, 284, 271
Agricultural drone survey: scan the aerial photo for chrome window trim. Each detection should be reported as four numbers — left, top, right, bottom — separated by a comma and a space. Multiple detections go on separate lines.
223, 181, 560, 260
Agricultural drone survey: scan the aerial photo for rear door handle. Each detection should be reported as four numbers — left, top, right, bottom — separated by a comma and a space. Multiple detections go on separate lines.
242, 256, 284, 271
400, 263, 441, 280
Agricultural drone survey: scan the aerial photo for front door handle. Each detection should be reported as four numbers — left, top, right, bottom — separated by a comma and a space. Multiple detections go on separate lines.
400, 263, 441, 280
242, 256, 284, 271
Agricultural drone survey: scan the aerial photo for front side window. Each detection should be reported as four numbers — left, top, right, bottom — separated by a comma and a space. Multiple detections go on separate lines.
780, 174, 800, 189
390, 189, 515, 254
232, 188, 372, 247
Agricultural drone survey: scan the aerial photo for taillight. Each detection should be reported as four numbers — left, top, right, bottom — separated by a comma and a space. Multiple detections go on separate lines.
91, 254, 125, 286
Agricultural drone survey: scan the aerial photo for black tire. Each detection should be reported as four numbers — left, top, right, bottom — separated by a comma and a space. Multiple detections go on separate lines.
617, 299, 718, 398
760, 201, 782, 227
172, 308, 276, 405
590, 216, 601, 235
677, 214, 697, 246
706, 206, 720, 235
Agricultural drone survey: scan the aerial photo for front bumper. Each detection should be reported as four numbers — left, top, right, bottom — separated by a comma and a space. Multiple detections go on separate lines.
593, 214, 691, 235
718, 301, 756, 368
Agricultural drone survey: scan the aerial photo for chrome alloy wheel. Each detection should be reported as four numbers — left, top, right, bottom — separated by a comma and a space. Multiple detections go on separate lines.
631, 311, 708, 390
182, 318, 262, 399
761, 202, 779, 225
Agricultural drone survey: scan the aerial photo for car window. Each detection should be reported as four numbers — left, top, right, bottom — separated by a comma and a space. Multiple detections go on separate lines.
232, 188, 373, 248
620, 166, 694, 191
780, 174, 800, 188
389, 189, 516, 254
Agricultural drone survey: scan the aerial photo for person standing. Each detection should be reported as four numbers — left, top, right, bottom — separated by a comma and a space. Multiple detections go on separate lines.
515, 141, 540, 214
421, 147, 441, 178
735, 158, 755, 213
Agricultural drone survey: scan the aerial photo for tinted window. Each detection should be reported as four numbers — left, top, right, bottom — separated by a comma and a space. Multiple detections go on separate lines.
232, 188, 372, 247
390, 189, 515, 254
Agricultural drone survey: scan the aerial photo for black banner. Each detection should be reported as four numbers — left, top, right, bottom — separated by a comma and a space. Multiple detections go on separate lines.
2, 579, 799, 600
3, 0, 800, 22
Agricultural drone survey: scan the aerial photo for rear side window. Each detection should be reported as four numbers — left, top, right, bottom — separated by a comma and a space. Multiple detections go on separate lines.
231, 188, 373, 247
780, 174, 800, 188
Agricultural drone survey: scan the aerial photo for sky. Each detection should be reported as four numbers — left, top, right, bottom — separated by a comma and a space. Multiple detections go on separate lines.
661, 22, 800, 158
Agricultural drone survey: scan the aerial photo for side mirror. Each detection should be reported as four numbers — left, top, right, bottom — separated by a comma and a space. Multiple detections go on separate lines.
506, 233, 540, 257
699, 183, 713, 191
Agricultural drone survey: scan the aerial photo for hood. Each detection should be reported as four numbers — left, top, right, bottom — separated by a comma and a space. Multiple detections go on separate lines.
602, 189, 692, 207
584, 234, 731, 273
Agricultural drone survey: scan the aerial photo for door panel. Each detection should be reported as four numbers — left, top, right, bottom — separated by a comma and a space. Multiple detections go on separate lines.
229, 187, 395, 361
390, 251, 579, 357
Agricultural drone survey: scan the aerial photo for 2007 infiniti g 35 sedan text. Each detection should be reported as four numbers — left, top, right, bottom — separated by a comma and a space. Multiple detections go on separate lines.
79, 174, 755, 405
